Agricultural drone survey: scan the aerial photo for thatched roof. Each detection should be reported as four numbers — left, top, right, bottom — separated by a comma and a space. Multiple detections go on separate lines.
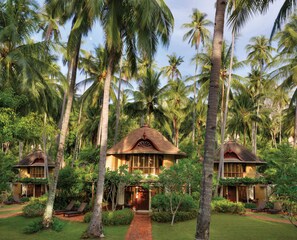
15, 150, 55, 168
214, 141, 265, 164
107, 125, 186, 158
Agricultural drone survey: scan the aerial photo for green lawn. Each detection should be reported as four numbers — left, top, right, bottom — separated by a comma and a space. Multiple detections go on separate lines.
0, 216, 128, 240
152, 214, 297, 240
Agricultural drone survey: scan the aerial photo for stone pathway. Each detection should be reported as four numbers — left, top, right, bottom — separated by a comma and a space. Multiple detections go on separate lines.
125, 213, 152, 240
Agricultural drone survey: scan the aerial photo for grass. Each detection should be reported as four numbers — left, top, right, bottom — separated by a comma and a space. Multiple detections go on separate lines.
248, 211, 289, 220
152, 214, 297, 240
0, 216, 128, 240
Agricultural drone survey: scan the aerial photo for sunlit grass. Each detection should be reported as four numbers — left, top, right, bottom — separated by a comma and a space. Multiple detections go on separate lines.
152, 214, 297, 240
0, 216, 128, 240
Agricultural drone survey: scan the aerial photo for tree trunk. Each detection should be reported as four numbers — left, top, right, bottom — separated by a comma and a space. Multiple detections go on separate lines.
216, 26, 236, 197
19, 141, 24, 162
43, 113, 49, 193
195, 1, 226, 240
294, 99, 297, 147
72, 102, 83, 167
87, 49, 116, 238
42, 32, 81, 228
114, 58, 123, 145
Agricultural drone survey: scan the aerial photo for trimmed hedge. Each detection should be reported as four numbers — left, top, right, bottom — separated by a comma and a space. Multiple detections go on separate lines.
84, 208, 134, 226
211, 199, 245, 214
22, 196, 47, 217
151, 211, 197, 223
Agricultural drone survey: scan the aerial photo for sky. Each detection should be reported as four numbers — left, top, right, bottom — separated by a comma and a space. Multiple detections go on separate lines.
40, 0, 286, 89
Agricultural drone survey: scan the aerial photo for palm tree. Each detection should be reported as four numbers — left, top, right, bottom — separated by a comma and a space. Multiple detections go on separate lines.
182, 9, 212, 142
42, 0, 102, 228
246, 35, 274, 154
125, 70, 165, 127
229, 0, 297, 38
162, 79, 189, 148
162, 53, 184, 80
86, 1, 173, 237
195, 1, 227, 239
271, 15, 297, 146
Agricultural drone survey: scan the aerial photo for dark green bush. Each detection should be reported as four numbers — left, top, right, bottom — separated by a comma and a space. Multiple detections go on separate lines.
52, 218, 65, 232
151, 193, 197, 212
20, 197, 30, 203
151, 211, 197, 223
22, 196, 47, 217
23, 217, 65, 234
211, 199, 245, 214
179, 195, 197, 212
151, 194, 170, 212
84, 209, 134, 226
23, 219, 43, 234
244, 202, 257, 209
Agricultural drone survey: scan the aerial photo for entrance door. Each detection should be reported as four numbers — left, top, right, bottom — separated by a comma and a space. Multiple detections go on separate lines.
136, 187, 149, 210
35, 185, 42, 197
227, 186, 236, 202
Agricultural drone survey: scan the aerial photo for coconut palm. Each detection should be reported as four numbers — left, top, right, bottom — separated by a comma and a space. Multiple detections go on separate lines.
125, 70, 165, 127
162, 78, 189, 148
229, 0, 297, 38
182, 9, 212, 142
271, 15, 297, 145
87, 1, 173, 237
195, 1, 227, 239
42, 0, 102, 228
246, 35, 274, 154
162, 53, 184, 80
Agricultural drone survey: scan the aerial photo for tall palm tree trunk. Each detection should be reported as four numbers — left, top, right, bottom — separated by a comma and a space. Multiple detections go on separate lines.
87, 49, 116, 238
217, 27, 236, 197
42, 35, 81, 228
195, 1, 226, 239
114, 58, 123, 145
294, 99, 297, 147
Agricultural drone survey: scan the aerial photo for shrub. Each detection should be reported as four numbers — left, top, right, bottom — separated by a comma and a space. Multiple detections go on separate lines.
20, 197, 30, 203
151, 194, 170, 212
84, 209, 134, 226
179, 195, 197, 212
23, 219, 43, 234
22, 195, 47, 217
52, 218, 65, 232
211, 199, 245, 214
23, 217, 65, 234
151, 193, 198, 212
151, 211, 197, 223
244, 202, 257, 209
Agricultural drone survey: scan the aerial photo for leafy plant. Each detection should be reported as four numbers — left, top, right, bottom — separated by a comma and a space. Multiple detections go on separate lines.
22, 195, 47, 217
23, 219, 43, 234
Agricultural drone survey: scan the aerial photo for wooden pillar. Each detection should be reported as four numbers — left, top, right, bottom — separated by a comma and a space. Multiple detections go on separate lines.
246, 186, 249, 203
236, 186, 239, 202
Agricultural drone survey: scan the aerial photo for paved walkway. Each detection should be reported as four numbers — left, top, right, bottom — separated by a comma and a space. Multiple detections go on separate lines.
125, 213, 152, 240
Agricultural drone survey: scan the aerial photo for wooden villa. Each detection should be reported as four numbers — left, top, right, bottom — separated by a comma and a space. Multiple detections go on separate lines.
13, 150, 54, 198
214, 141, 267, 203
106, 124, 186, 211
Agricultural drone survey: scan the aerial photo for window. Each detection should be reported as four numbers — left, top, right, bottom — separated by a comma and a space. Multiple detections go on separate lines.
29, 167, 44, 178
224, 164, 243, 177
129, 154, 163, 174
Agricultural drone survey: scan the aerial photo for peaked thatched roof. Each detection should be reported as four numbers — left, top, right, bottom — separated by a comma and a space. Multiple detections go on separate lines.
214, 141, 265, 164
15, 150, 55, 167
107, 125, 186, 158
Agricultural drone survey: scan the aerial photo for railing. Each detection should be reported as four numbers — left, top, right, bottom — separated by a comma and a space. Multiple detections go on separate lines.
224, 172, 243, 178
130, 167, 160, 175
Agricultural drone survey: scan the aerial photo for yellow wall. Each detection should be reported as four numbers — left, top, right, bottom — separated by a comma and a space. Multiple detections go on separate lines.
255, 184, 267, 202
19, 168, 30, 178
243, 164, 257, 178
163, 155, 174, 168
